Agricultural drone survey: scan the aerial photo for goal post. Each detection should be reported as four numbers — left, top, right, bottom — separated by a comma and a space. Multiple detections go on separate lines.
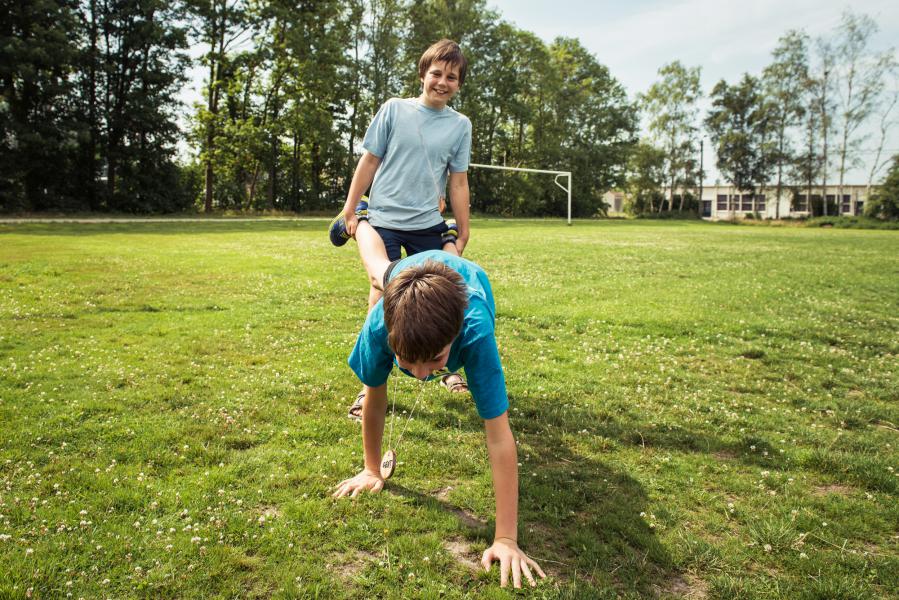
469, 163, 573, 225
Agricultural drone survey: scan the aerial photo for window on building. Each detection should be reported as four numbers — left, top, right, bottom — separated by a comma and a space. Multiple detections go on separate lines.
756, 194, 766, 211
795, 195, 808, 211
717, 194, 727, 210
741, 194, 753, 211
841, 194, 851, 214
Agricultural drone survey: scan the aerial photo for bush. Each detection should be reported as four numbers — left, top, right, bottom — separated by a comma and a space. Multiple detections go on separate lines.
806, 216, 899, 230
865, 154, 899, 220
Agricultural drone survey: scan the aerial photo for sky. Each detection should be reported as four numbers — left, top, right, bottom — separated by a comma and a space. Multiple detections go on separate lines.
484, 0, 899, 184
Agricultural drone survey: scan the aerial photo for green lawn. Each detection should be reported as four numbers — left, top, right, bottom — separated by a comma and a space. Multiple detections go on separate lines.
0, 220, 897, 599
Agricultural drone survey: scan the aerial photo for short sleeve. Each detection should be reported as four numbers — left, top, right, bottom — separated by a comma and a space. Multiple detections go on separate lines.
348, 307, 395, 387
448, 118, 472, 173
461, 332, 508, 419
362, 100, 394, 159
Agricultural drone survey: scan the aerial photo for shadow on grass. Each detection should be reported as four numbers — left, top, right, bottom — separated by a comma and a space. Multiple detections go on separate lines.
383, 394, 679, 597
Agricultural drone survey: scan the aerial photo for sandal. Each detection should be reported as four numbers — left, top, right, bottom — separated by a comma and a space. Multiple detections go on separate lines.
440, 372, 469, 394
347, 390, 365, 421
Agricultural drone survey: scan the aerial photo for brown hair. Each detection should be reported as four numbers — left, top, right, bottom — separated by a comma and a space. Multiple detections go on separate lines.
418, 39, 468, 85
383, 260, 469, 363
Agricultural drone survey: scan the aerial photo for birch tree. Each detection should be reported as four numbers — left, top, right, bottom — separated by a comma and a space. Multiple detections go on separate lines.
640, 61, 702, 212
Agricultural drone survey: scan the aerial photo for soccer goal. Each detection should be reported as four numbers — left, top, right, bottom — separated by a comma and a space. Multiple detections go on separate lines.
469, 163, 573, 225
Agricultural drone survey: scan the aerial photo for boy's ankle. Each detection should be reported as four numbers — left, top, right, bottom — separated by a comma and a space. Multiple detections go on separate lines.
441, 219, 458, 246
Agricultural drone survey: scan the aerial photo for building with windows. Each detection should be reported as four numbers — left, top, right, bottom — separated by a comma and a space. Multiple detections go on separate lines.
698, 184, 873, 219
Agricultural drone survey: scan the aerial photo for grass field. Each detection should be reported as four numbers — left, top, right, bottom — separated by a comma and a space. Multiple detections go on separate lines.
0, 219, 897, 599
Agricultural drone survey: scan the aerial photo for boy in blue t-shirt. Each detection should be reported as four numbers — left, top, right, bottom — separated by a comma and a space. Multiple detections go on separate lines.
332, 39, 473, 416
332, 223, 547, 589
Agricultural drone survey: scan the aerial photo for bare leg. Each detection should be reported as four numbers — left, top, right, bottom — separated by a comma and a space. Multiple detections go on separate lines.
442, 241, 460, 257
347, 222, 391, 421
355, 220, 392, 291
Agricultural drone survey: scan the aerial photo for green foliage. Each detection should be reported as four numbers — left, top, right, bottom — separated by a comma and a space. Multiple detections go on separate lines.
706, 73, 776, 196
807, 215, 899, 230
624, 142, 665, 215
639, 61, 702, 213
762, 30, 809, 218
864, 154, 899, 220
0, 0, 84, 211
0, 0, 194, 213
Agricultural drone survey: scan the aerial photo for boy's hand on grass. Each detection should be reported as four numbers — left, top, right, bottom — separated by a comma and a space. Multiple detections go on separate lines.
481, 538, 546, 588
332, 469, 384, 499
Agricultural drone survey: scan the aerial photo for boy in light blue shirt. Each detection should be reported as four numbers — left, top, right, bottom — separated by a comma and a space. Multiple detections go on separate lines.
331, 39, 474, 414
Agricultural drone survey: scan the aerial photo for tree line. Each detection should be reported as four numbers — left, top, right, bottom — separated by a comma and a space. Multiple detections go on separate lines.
629, 11, 898, 219
1, 0, 637, 216
2, 3, 896, 218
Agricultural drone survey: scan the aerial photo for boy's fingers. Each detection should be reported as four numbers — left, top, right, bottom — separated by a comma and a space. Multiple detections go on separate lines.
499, 556, 510, 587
521, 560, 536, 587
528, 557, 547, 579
480, 549, 493, 572
512, 557, 522, 589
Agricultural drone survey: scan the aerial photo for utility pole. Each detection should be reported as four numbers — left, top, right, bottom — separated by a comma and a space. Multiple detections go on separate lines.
698, 139, 704, 216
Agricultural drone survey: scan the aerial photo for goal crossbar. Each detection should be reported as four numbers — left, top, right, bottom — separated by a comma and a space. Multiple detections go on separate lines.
469, 163, 573, 225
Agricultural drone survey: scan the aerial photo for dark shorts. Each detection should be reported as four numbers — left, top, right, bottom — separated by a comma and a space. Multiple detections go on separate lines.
373, 223, 449, 262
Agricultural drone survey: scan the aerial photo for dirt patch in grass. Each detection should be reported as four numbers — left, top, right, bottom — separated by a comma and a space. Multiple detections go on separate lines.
713, 450, 737, 461
657, 572, 708, 598
812, 484, 853, 497
444, 538, 481, 571
329, 549, 379, 581
449, 505, 486, 529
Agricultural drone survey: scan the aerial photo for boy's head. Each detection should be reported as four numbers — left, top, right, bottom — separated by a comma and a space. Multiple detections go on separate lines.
383, 260, 468, 375
418, 38, 468, 86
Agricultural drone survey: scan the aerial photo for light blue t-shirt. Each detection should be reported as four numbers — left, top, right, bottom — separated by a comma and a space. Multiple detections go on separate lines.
348, 251, 508, 420
363, 98, 472, 231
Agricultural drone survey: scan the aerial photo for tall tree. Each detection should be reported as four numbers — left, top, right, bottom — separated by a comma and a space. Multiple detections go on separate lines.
640, 61, 702, 212
0, 0, 82, 210
547, 37, 637, 216
97, 0, 190, 212
186, 0, 253, 212
705, 74, 773, 211
762, 30, 809, 218
831, 11, 894, 214
866, 63, 898, 196
810, 37, 837, 215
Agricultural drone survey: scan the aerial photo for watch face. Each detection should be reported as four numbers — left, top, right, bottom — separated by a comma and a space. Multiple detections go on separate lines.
380, 449, 396, 480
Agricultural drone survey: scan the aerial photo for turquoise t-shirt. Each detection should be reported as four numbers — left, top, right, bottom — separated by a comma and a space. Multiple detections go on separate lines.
348, 251, 508, 420
363, 98, 472, 231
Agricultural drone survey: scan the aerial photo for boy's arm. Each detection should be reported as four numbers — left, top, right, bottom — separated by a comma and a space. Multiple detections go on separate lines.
343, 151, 382, 237
332, 383, 388, 498
481, 412, 547, 588
448, 171, 470, 254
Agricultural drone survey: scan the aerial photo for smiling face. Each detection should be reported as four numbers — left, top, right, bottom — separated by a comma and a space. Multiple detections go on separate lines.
396, 343, 453, 380
419, 60, 461, 110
